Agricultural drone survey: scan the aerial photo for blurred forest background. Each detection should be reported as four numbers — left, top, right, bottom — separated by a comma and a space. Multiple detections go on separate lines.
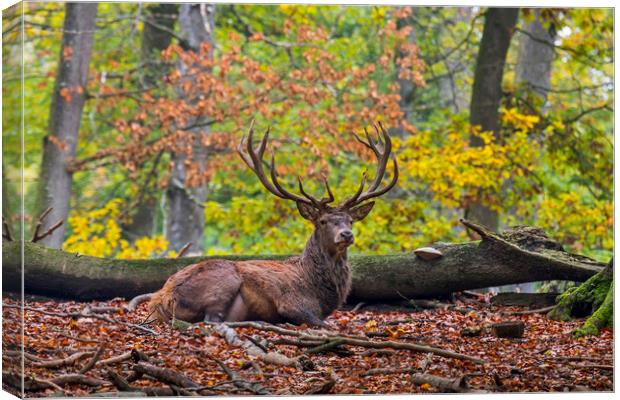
2, 4, 613, 266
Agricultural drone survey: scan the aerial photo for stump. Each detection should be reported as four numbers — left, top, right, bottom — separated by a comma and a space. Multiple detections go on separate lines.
491, 321, 525, 338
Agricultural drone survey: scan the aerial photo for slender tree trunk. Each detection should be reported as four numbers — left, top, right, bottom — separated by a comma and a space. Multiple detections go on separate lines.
494, 10, 556, 294
165, 4, 215, 253
515, 9, 555, 107
465, 7, 519, 232
394, 16, 416, 138
34, 2, 98, 248
122, 3, 178, 241
437, 7, 472, 113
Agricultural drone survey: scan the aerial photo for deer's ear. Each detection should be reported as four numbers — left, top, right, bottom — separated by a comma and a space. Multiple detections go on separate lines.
296, 201, 320, 221
349, 202, 375, 221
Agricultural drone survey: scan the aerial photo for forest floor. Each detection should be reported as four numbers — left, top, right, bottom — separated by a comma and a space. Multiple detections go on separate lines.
2, 294, 613, 396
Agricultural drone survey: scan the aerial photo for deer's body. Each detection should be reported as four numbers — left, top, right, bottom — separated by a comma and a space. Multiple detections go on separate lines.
143, 121, 397, 326
149, 218, 352, 325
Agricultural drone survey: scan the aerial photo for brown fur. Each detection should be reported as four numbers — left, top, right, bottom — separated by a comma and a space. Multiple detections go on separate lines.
148, 213, 358, 326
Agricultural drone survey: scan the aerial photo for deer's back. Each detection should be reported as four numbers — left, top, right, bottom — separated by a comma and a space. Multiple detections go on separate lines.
149, 258, 306, 323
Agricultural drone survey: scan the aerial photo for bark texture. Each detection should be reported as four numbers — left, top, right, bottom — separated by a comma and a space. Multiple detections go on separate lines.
515, 9, 555, 106
165, 4, 215, 253
3, 221, 604, 302
35, 3, 98, 248
437, 7, 473, 113
465, 7, 519, 231
122, 3, 178, 241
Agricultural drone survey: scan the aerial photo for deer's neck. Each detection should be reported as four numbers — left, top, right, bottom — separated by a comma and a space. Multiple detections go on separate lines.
299, 231, 351, 317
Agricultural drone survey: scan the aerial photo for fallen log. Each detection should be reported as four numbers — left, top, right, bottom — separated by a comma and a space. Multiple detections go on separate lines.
490, 292, 559, 308
2, 221, 604, 301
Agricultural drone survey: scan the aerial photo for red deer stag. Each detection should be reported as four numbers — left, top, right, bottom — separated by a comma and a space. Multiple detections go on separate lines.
139, 121, 398, 326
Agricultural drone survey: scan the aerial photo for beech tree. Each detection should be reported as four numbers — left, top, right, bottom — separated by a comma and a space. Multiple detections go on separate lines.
165, 3, 216, 253
465, 7, 519, 232
34, 2, 98, 248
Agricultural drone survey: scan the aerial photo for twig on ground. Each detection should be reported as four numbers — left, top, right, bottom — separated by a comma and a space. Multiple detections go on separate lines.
133, 361, 199, 388
351, 302, 366, 312
242, 334, 270, 352
304, 371, 337, 394
214, 323, 300, 368
3, 303, 158, 335
97, 351, 132, 366
364, 367, 418, 376
207, 354, 271, 395
30, 351, 95, 368
411, 373, 488, 393
79, 344, 106, 374
84, 306, 123, 314
510, 305, 555, 315
3, 350, 47, 362
106, 368, 175, 396
306, 338, 347, 354
3, 371, 108, 390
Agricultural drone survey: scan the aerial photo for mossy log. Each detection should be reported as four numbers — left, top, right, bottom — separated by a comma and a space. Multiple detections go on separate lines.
2, 220, 605, 302
548, 258, 613, 336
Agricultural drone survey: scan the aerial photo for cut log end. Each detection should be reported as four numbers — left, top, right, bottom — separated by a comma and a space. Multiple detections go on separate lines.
491, 321, 525, 338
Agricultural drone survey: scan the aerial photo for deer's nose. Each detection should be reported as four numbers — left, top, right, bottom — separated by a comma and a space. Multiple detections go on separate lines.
340, 230, 354, 242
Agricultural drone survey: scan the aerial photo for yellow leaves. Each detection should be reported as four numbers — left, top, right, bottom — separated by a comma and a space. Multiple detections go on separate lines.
535, 192, 613, 256
365, 320, 378, 330
420, 383, 432, 391
500, 107, 540, 132
64, 199, 173, 259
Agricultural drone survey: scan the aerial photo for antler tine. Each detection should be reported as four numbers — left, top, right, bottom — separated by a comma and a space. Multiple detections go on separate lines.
296, 176, 323, 207
353, 128, 381, 158
238, 121, 288, 200
338, 122, 398, 210
268, 151, 312, 204
374, 122, 385, 147
321, 177, 335, 204
338, 170, 368, 209
355, 157, 399, 204
364, 122, 392, 193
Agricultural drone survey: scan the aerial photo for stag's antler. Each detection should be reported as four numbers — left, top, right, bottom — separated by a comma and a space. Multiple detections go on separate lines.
338, 121, 399, 210
238, 119, 335, 210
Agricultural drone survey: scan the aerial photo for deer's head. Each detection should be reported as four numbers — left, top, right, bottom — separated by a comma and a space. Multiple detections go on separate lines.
238, 121, 398, 254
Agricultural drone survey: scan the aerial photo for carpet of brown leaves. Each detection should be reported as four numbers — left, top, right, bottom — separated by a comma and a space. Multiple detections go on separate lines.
2, 295, 613, 396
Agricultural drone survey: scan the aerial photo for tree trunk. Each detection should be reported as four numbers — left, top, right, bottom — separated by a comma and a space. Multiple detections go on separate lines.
121, 3, 179, 241
465, 7, 519, 232
34, 2, 98, 248
515, 9, 555, 107
165, 4, 215, 253
394, 15, 416, 138
437, 7, 473, 113
3, 221, 604, 302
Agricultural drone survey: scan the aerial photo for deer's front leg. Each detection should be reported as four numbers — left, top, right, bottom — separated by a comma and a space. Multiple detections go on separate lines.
277, 302, 328, 327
